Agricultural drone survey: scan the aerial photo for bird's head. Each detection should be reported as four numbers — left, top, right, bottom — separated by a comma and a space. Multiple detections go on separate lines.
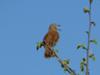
49, 23, 61, 32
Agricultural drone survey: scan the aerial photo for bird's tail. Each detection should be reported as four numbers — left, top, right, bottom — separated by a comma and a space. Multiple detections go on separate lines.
44, 47, 56, 58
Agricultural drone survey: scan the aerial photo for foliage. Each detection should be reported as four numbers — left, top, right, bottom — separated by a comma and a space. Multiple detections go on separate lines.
83, 7, 90, 13
89, 53, 96, 61
36, 41, 44, 50
77, 44, 87, 50
77, 0, 96, 75
36, 0, 96, 75
90, 39, 97, 45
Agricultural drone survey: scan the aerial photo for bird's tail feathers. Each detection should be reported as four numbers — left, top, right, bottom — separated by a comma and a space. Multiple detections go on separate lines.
44, 47, 56, 58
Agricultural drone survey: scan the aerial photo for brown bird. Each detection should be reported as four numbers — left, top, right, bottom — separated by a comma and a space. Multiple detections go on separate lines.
43, 23, 60, 58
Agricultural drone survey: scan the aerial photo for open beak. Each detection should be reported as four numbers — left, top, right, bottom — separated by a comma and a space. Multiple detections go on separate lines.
57, 24, 61, 27
57, 25, 61, 31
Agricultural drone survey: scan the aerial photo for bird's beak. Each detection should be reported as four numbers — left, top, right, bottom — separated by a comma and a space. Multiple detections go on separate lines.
57, 24, 61, 27
57, 25, 61, 31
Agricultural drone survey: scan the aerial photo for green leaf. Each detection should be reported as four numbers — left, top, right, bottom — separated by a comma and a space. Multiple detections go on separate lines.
89, 53, 94, 58
80, 59, 87, 72
83, 7, 90, 13
64, 68, 67, 72
80, 62, 84, 72
77, 44, 87, 50
62, 60, 70, 65
90, 40, 97, 44
92, 56, 96, 61
81, 66, 84, 72
81, 58, 86, 66
36, 41, 44, 50
70, 73, 74, 75
91, 21, 96, 26
61, 60, 70, 69
89, 53, 96, 61
85, 31, 89, 34
66, 60, 70, 64
61, 64, 64, 68
83, 58, 86, 62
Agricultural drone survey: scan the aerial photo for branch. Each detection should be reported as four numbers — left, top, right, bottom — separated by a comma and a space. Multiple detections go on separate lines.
86, 1, 92, 75
37, 42, 77, 75
54, 52, 77, 75
44, 43, 77, 75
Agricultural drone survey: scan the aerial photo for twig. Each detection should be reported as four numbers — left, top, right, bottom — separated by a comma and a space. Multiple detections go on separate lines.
86, 1, 92, 75
55, 53, 77, 75
45, 44, 77, 75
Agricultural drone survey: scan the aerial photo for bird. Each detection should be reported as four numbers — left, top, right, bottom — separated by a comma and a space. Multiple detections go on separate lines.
42, 23, 60, 58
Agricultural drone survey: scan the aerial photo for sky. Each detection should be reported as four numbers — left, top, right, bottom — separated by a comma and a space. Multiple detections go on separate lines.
0, 0, 100, 75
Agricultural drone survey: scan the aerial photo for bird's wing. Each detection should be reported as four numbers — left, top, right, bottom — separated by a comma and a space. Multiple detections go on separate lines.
54, 31, 59, 44
43, 31, 59, 47
43, 32, 52, 47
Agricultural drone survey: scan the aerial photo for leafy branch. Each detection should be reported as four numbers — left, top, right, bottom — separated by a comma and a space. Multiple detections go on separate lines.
36, 41, 77, 75
55, 52, 77, 75
36, 0, 96, 75
77, 0, 96, 75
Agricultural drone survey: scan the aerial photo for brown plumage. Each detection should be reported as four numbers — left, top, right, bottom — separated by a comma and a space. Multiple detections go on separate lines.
43, 23, 59, 58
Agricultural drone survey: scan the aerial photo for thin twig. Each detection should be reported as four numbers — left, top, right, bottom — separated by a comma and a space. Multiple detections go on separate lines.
86, 1, 92, 75
45, 44, 77, 75
55, 53, 77, 75
44, 44, 77, 75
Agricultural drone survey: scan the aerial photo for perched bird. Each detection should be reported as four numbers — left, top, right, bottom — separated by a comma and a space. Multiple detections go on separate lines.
43, 23, 60, 58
